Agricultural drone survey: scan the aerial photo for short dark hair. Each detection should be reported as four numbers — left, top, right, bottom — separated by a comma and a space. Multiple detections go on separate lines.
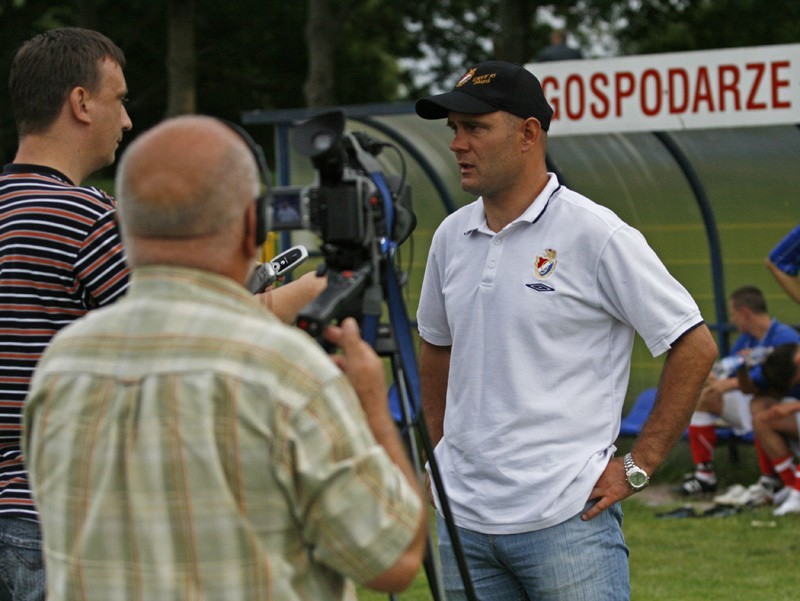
729, 285, 768, 314
9, 27, 126, 136
761, 343, 799, 396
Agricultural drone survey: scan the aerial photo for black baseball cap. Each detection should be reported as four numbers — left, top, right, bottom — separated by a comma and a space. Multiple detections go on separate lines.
415, 60, 554, 131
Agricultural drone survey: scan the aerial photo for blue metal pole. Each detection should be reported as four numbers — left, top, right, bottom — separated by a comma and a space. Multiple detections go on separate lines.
653, 131, 729, 355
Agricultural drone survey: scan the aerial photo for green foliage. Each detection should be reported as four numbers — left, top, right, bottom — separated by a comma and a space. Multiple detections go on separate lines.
401, 0, 498, 91
333, 2, 415, 105
0, 0, 475, 163
605, 0, 800, 55
0, 0, 65, 162
193, 0, 306, 117
2, 0, 799, 163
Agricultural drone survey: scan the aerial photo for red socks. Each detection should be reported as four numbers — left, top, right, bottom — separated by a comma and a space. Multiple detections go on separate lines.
688, 424, 717, 465
771, 454, 797, 488
755, 439, 778, 478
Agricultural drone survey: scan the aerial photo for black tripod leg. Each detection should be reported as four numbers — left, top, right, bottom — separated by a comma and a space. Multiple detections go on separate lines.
412, 408, 477, 601
421, 540, 443, 601
393, 371, 477, 601
379, 259, 477, 601
390, 371, 445, 601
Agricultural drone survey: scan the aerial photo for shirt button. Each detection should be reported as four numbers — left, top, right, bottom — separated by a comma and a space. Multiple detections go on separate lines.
489, 261, 496, 268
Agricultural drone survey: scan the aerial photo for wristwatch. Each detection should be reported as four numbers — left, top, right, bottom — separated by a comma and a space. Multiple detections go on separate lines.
623, 453, 650, 491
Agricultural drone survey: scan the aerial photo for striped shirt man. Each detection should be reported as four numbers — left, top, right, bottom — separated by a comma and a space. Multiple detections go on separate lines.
0, 163, 129, 521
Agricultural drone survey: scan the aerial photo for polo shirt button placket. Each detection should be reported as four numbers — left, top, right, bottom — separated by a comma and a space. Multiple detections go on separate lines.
482, 234, 503, 284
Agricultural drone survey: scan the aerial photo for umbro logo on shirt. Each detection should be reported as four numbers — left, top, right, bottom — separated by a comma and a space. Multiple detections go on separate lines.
526, 283, 555, 292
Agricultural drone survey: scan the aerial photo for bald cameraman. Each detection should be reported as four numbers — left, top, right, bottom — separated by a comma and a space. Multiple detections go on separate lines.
23, 116, 426, 601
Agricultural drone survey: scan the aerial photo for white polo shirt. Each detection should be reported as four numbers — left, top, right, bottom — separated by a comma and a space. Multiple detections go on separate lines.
418, 173, 703, 534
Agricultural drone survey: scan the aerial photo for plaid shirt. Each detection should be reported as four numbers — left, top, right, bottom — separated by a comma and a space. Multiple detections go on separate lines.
23, 266, 420, 601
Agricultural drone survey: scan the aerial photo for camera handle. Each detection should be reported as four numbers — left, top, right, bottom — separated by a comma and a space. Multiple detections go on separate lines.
295, 263, 372, 348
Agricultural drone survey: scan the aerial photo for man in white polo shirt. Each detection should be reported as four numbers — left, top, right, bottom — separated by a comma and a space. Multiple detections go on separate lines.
415, 60, 718, 600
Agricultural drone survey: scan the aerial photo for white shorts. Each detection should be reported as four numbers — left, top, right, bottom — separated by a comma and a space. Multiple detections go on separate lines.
721, 393, 800, 441
782, 397, 800, 456
795, 411, 800, 456
720, 390, 753, 435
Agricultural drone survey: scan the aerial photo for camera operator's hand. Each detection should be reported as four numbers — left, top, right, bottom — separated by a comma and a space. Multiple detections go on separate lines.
323, 318, 387, 415
258, 271, 327, 324
323, 317, 426, 549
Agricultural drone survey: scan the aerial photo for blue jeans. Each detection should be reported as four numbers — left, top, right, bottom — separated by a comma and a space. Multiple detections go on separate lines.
436, 503, 630, 601
0, 518, 46, 601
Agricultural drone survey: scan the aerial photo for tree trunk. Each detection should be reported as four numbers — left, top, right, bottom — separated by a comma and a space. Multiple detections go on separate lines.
166, 0, 196, 116
304, 0, 345, 107
495, 0, 533, 63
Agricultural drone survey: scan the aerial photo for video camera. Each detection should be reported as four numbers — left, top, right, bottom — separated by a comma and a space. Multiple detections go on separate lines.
272, 110, 416, 342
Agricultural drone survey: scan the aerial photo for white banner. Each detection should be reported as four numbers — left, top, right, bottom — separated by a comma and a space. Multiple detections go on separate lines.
528, 44, 800, 136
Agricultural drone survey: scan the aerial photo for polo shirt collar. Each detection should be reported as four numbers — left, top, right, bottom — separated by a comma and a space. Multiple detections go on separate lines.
463, 173, 561, 235
2, 163, 74, 185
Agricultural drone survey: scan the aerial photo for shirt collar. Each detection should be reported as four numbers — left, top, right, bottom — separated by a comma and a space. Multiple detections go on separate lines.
762, 318, 778, 343
128, 265, 274, 321
463, 173, 561, 236
1, 163, 74, 185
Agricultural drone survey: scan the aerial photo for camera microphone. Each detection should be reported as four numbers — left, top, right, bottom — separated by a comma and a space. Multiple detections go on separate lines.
246, 245, 309, 294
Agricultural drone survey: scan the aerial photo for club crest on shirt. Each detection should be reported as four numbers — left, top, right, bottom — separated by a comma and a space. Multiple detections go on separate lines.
533, 248, 557, 279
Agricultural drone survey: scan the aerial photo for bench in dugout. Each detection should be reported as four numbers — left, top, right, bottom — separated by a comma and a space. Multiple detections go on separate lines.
619, 387, 753, 463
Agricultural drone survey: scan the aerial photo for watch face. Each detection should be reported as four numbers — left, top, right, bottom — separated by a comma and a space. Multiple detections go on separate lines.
629, 471, 648, 488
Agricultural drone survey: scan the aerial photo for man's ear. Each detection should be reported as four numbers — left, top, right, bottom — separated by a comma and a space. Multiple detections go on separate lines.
243, 203, 258, 257
68, 86, 92, 125
521, 116, 543, 150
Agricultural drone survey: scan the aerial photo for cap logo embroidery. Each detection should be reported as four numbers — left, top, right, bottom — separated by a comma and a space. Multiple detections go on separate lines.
471, 73, 497, 86
456, 68, 476, 87
415, 60, 554, 131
